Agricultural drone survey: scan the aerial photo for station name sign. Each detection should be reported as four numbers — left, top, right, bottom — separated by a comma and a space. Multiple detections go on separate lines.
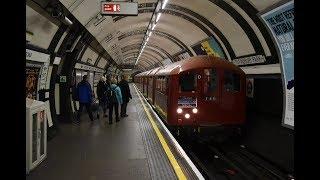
101, 1, 138, 16
75, 63, 105, 73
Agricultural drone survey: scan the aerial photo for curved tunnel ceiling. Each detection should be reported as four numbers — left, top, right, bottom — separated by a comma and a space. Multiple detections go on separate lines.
58, 0, 281, 72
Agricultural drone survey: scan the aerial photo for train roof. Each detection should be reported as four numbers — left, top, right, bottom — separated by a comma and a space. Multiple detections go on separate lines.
136, 70, 151, 77
146, 67, 161, 76
155, 55, 244, 76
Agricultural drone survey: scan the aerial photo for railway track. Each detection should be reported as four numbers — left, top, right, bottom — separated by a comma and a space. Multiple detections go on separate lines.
173, 132, 293, 180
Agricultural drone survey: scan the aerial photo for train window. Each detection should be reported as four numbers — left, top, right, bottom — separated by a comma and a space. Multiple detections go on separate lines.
224, 71, 240, 92
179, 72, 197, 92
204, 69, 217, 93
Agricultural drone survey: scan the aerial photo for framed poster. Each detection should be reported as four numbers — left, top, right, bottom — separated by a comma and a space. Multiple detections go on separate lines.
26, 63, 42, 100
191, 37, 226, 58
246, 78, 254, 98
260, 0, 294, 129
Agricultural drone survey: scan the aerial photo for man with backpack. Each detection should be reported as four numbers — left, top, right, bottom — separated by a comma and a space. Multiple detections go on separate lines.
107, 78, 123, 124
76, 75, 94, 122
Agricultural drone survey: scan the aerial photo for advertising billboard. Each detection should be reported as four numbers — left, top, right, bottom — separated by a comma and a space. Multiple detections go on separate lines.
260, 0, 294, 129
191, 36, 225, 58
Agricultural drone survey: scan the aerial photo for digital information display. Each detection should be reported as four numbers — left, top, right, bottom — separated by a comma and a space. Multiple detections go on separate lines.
101, 1, 138, 16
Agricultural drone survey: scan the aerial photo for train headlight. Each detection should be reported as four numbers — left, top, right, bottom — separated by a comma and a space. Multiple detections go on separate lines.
192, 108, 198, 114
185, 113, 190, 119
177, 108, 183, 114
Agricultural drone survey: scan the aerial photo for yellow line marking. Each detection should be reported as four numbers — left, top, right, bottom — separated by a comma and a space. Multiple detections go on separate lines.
133, 84, 187, 180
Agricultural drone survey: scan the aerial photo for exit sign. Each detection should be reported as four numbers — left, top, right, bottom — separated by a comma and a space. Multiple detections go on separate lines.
101, 1, 138, 16
103, 4, 120, 12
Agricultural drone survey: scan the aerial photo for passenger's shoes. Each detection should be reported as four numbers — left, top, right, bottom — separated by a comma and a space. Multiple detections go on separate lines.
109, 122, 113, 125
104, 114, 108, 117
116, 120, 120, 122
124, 114, 128, 117
97, 114, 100, 119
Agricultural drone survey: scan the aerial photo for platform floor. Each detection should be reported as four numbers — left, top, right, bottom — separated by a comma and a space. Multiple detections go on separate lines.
26, 84, 179, 180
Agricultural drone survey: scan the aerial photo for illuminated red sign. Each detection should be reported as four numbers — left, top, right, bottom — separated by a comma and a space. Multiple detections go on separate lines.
101, 2, 138, 16
103, 4, 120, 12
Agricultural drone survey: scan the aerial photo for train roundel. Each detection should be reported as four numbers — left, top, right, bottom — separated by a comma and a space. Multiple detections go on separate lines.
246, 78, 254, 98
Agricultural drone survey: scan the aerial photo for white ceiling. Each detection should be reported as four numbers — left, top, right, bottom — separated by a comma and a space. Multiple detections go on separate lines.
26, 5, 59, 49
57, 0, 279, 71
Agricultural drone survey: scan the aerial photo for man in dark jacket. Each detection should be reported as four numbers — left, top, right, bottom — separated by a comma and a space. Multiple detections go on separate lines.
96, 76, 108, 119
118, 75, 132, 117
76, 75, 94, 122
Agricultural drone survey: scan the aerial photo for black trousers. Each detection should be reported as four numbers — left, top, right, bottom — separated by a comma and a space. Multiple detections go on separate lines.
109, 102, 119, 123
99, 99, 107, 115
77, 103, 94, 121
121, 102, 128, 116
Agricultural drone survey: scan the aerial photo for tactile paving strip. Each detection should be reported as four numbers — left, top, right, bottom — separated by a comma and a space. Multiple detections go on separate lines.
131, 85, 177, 180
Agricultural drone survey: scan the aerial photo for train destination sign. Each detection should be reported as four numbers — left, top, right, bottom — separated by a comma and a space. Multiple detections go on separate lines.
178, 97, 197, 108
101, 1, 138, 16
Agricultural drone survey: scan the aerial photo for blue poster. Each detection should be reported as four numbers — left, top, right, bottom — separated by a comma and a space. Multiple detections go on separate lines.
261, 0, 294, 129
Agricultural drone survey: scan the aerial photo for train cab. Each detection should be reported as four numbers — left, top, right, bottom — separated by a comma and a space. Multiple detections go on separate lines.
137, 55, 246, 134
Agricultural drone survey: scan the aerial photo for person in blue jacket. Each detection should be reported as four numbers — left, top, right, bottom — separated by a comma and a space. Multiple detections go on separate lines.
108, 77, 123, 124
76, 75, 94, 122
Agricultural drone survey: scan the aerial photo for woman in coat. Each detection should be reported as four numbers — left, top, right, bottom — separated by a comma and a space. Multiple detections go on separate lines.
108, 78, 123, 124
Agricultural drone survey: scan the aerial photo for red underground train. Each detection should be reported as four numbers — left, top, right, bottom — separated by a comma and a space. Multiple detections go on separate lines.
134, 55, 246, 136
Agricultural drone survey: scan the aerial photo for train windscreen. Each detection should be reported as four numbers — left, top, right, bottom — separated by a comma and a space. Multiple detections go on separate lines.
179, 72, 197, 92
204, 69, 217, 93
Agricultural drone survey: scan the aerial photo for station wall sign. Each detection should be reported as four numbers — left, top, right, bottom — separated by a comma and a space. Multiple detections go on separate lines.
246, 78, 254, 98
75, 63, 105, 73
260, 0, 294, 129
101, 1, 138, 16
232, 55, 266, 66
60, 76, 67, 83
26, 49, 50, 63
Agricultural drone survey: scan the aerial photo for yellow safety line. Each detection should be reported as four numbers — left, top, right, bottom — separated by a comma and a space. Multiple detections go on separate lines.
133, 84, 187, 180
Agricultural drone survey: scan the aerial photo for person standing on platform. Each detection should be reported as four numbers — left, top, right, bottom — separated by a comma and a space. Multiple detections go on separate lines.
96, 76, 108, 119
118, 75, 132, 117
107, 78, 123, 124
76, 75, 94, 122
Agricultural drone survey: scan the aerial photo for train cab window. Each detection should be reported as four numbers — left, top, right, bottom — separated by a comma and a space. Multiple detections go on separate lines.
204, 69, 217, 93
224, 71, 240, 92
179, 72, 197, 92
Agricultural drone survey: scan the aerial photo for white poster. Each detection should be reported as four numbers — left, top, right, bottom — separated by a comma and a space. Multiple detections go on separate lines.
260, 0, 294, 129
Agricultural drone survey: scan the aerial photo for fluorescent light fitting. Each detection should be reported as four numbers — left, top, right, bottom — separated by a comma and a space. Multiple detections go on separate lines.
64, 16, 73, 25
152, 23, 156, 30
156, 13, 162, 22
162, 0, 169, 9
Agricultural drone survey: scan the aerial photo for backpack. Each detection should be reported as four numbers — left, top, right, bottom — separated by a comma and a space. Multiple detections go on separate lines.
107, 86, 118, 104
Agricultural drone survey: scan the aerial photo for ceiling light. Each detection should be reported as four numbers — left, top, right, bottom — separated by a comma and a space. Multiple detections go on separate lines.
156, 13, 162, 22
152, 23, 156, 30
162, 0, 169, 9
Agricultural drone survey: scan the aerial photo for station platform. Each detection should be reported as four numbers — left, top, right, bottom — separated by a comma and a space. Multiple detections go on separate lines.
26, 84, 203, 180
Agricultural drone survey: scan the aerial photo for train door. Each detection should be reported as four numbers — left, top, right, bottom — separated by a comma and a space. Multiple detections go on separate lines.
199, 68, 222, 125
221, 70, 244, 123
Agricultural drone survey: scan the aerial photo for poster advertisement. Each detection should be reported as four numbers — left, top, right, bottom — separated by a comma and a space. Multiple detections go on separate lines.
191, 36, 225, 58
26, 65, 41, 100
260, 0, 294, 129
